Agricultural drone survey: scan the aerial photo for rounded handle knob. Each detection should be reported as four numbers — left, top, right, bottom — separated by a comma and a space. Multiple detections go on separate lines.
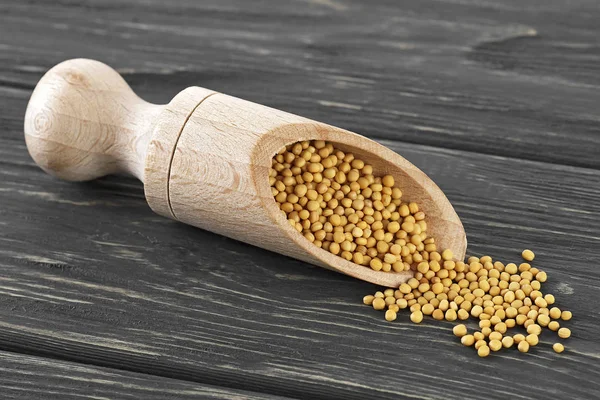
24, 58, 163, 181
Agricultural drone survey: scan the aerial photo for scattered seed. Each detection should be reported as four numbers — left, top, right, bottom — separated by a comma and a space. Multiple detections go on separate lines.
553, 343, 565, 353
558, 328, 571, 339
521, 249, 535, 261
453, 324, 467, 337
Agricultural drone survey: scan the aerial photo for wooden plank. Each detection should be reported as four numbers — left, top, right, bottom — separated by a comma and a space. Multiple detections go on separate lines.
0, 131, 599, 399
0, 351, 291, 399
1, 0, 600, 168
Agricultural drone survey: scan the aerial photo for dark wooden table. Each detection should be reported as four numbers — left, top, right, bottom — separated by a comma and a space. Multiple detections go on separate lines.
2, 1, 600, 399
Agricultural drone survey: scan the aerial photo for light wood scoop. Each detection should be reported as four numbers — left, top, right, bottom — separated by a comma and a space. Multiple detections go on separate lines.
24, 59, 466, 287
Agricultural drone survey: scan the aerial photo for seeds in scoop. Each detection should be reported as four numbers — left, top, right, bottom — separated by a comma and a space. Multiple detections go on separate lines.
453, 324, 467, 337
553, 343, 565, 353
272, 140, 433, 273
558, 328, 571, 339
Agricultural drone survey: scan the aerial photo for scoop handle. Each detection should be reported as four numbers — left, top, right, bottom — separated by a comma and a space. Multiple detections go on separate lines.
24, 58, 164, 182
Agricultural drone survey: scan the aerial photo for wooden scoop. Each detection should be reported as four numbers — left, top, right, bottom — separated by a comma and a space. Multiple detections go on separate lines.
24, 59, 466, 287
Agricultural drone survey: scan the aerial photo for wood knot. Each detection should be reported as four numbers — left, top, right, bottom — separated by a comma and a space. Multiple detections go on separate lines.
63, 69, 90, 87
33, 109, 51, 134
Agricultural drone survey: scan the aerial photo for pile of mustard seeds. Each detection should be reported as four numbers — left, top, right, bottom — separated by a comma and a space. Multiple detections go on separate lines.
364, 249, 572, 357
270, 140, 435, 272
271, 140, 572, 357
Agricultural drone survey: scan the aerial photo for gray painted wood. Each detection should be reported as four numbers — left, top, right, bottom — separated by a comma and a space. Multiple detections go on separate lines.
1, 0, 600, 167
1, 0, 600, 399
0, 138, 599, 399
0, 351, 292, 399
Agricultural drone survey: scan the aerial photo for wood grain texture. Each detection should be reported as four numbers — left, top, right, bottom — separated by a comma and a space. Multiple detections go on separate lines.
2, 0, 600, 168
0, 351, 291, 399
1, 0, 600, 399
1, 137, 599, 399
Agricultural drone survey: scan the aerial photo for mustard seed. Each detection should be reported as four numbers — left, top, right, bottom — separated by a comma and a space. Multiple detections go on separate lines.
553, 343, 565, 353
489, 339, 502, 352
513, 334, 525, 344
477, 345, 490, 357
558, 328, 571, 339
526, 334, 539, 346
385, 309, 397, 322
363, 295, 375, 305
561, 311, 572, 321
372, 297, 386, 310
518, 341, 530, 353
461, 334, 475, 346
548, 321, 560, 331
453, 324, 468, 337
521, 250, 535, 261
501, 336, 514, 348
410, 310, 423, 324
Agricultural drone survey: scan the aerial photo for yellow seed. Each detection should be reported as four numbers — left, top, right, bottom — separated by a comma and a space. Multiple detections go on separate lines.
561, 311, 572, 321
461, 334, 475, 346
513, 334, 525, 344
518, 341, 530, 353
537, 314, 550, 327
445, 309, 457, 321
553, 343, 565, 353
382, 175, 395, 187
453, 324, 468, 337
558, 328, 571, 339
526, 334, 539, 346
370, 258, 383, 271
489, 340, 502, 352
385, 309, 397, 322
475, 340, 487, 350
477, 345, 490, 357
522, 249, 535, 261
548, 321, 560, 331
363, 295, 375, 305
549, 307, 561, 319
527, 324, 542, 336
422, 304, 434, 315
536, 271, 547, 283
396, 298, 408, 309
501, 336, 514, 348
432, 309, 444, 320
441, 249, 453, 261
410, 311, 424, 324
488, 332, 502, 342
370, 295, 387, 310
